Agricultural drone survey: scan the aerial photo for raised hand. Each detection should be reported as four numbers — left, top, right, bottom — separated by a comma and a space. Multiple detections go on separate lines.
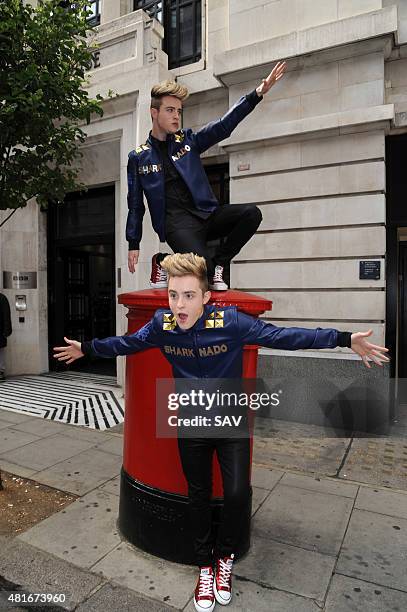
350, 330, 390, 368
53, 337, 84, 365
256, 61, 287, 97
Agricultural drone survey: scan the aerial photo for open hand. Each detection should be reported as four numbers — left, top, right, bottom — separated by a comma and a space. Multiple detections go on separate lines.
256, 61, 287, 96
350, 330, 390, 368
53, 337, 84, 365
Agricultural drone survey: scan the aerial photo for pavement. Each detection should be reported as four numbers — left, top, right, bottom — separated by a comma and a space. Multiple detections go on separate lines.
1, 376, 407, 611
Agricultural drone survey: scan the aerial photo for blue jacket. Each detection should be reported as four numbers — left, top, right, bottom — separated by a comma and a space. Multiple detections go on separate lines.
126, 89, 263, 250
82, 305, 351, 379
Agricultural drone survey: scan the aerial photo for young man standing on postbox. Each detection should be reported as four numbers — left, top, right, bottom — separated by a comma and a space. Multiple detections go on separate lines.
54, 253, 389, 612
126, 62, 286, 291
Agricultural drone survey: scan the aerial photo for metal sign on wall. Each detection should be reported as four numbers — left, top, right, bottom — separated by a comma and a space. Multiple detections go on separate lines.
359, 261, 381, 280
3, 271, 37, 289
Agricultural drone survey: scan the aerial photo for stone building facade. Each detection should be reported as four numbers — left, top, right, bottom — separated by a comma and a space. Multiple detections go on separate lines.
1, 1, 407, 399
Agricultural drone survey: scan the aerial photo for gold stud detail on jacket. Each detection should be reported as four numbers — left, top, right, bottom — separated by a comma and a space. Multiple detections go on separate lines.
135, 144, 150, 154
205, 310, 224, 328
163, 313, 176, 331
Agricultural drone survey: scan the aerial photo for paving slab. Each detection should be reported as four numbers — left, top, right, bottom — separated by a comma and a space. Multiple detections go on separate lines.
253, 435, 348, 475
0, 433, 98, 472
59, 425, 115, 444
339, 437, 407, 490
98, 474, 121, 497
252, 483, 353, 555
355, 485, 407, 520
75, 582, 177, 612
183, 574, 320, 611
337, 508, 407, 592
95, 436, 124, 456
235, 535, 335, 600
91, 540, 197, 610
33, 448, 122, 495
0, 428, 42, 453
324, 573, 407, 611
9, 418, 75, 438
251, 486, 270, 515
280, 472, 359, 498
0, 537, 103, 611
0, 418, 14, 431
18, 489, 121, 569
0, 459, 38, 478
0, 409, 36, 424
250, 465, 284, 489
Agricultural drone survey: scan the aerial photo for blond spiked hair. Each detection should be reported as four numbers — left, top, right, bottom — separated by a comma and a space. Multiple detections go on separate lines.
161, 253, 208, 292
150, 80, 189, 111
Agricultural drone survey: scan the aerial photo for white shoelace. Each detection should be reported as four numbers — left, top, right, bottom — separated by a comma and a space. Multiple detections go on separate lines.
217, 558, 233, 588
198, 569, 213, 597
155, 266, 167, 282
212, 265, 224, 282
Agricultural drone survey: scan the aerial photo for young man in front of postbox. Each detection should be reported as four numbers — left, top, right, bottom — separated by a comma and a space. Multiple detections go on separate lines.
54, 253, 389, 612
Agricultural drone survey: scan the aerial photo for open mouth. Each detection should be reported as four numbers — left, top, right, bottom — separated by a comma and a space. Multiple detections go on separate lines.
178, 313, 188, 324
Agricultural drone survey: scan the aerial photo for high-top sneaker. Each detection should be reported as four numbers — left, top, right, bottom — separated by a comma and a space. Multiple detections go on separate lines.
209, 265, 228, 291
214, 554, 234, 605
150, 253, 168, 288
194, 566, 215, 612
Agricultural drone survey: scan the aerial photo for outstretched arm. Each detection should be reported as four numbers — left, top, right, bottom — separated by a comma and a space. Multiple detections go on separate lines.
191, 61, 287, 154
53, 321, 159, 364
237, 312, 389, 368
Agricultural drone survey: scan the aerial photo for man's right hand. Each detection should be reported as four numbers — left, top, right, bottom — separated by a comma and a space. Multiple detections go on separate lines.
128, 250, 140, 273
54, 337, 84, 364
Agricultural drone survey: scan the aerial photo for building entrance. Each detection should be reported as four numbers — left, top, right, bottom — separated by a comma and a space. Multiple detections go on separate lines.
399, 242, 407, 381
47, 186, 116, 375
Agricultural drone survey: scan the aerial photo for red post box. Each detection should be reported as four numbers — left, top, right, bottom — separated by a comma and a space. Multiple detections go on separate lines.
118, 289, 272, 563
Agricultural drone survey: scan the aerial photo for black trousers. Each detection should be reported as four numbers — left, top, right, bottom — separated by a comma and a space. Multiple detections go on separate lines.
177, 436, 251, 567
165, 204, 262, 279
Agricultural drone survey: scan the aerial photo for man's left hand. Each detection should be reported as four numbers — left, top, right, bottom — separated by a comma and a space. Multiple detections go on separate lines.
256, 61, 287, 97
350, 330, 390, 368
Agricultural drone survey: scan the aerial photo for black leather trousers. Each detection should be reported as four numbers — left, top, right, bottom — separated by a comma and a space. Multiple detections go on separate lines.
166, 204, 262, 279
177, 436, 251, 567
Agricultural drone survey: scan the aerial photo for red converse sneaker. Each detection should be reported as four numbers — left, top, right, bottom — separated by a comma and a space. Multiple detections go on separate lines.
194, 566, 215, 612
209, 265, 228, 291
150, 253, 168, 288
214, 554, 234, 605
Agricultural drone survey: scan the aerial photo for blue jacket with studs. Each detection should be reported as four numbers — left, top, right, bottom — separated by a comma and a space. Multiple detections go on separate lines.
126, 89, 263, 250
82, 305, 351, 379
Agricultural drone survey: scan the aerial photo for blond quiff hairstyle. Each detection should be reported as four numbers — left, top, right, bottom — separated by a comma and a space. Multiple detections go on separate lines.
150, 80, 189, 110
161, 253, 208, 292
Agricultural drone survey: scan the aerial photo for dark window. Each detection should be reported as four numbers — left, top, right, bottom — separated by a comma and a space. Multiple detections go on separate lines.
134, 0, 202, 69
134, 0, 164, 22
87, 0, 101, 26
58, 1, 101, 26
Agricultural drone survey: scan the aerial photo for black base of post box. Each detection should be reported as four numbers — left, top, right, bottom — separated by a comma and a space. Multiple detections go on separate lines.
118, 467, 252, 565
